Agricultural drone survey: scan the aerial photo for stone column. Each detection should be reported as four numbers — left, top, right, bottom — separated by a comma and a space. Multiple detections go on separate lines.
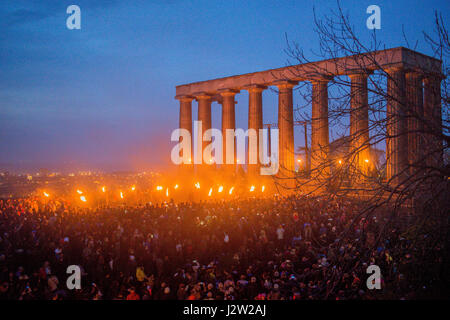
311, 79, 330, 176
274, 80, 298, 179
423, 75, 443, 168
175, 95, 194, 174
218, 89, 239, 172
245, 85, 266, 178
349, 73, 370, 173
386, 67, 408, 185
405, 71, 424, 175
195, 92, 213, 167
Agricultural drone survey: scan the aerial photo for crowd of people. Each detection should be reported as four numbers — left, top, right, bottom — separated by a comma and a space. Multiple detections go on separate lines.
0, 194, 445, 300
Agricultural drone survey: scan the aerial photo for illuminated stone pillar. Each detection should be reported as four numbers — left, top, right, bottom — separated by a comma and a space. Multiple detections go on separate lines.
386, 67, 408, 185
218, 88, 239, 173
175, 94, 194, 175
274, 80, 298, 179
349, 72, 370, 174
245, 85, 266, 178
195, 92, 213, 171
405, 71, 423, 175
423, 74, 443, 168
311, 79, 330, 177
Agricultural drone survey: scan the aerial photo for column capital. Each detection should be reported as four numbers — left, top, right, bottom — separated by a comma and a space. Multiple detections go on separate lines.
175, 94, 194, 102
309, 76, 333, 85
384, 65, 405, 74
272, 79, 298, 89
242, 84, 268, 93
217, 88, 240, 97
304, 73, 333, 84
422, 72, 446, 82
347, 69, 373, 79
193, 92, 214, 100
405, 70, 424, 80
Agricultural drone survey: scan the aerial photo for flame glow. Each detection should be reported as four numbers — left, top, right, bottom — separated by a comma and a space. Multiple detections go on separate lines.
208, 187, 213, 197
174, 184, 179, 189
131, 185, 136, 191
218, 186, 223, 193
120, 191, 124, 199
261, 185, 265, 192
43, 192, 49, 197
77, 190, 83, 194
80, 195, 87, 202
156, 186, 163, 191
229, 187, 234, 195
250, 185, 255, 192
195, 182, 200, 189
102, 186, 106, 193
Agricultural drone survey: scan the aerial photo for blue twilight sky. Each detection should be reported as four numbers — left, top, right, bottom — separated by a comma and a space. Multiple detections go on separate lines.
0, 0, 449, 172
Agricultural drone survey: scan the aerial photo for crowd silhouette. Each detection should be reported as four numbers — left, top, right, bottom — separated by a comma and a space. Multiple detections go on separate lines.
0, 195, 440, 300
